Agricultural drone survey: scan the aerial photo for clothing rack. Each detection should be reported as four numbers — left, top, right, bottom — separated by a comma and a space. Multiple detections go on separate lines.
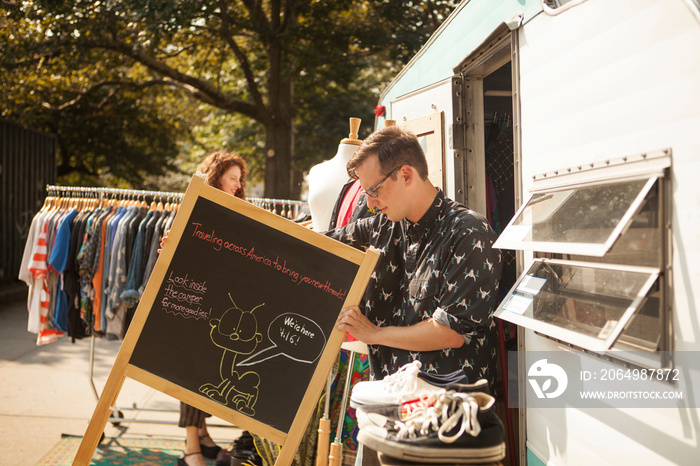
45, 184, 185, 204
248, 196, 309, 220
484, 111, 512, 128
42, 185, 195, 427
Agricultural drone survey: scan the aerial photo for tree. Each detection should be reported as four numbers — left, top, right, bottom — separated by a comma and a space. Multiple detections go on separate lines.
2, 0, 459, 196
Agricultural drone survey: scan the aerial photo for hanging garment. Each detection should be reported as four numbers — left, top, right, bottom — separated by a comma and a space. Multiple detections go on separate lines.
48, 208, 79, 332
28, 217, 64, 344
19, 208, 48, 334
65, 208, 91, 342
120, 209, 155, 307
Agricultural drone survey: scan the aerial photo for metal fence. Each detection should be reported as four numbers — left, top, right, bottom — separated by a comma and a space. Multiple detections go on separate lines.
0, 119, 56, 285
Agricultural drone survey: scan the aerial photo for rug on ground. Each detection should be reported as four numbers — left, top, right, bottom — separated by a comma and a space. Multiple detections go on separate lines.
35, 434, 210, 465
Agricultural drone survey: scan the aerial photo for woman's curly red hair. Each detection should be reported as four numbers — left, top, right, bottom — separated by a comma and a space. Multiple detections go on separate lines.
197, 151, 248, 199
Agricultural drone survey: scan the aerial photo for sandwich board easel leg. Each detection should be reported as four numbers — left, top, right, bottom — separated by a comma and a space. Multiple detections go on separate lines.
329, 349, 357, 466
316, 368, 335, 466
73, 365, 128, 464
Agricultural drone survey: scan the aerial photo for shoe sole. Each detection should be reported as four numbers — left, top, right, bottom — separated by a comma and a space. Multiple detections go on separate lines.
358, 431, 506, 464
350, 397, 372, 410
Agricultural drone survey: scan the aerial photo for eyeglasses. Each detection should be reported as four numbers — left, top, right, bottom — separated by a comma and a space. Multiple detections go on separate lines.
361, 165, 401, 198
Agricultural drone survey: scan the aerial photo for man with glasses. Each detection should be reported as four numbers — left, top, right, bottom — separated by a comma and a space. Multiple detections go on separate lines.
330, 124, 503, 391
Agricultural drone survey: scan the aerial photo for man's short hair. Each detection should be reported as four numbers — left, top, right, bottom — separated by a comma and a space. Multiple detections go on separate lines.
347, 126, 429, 181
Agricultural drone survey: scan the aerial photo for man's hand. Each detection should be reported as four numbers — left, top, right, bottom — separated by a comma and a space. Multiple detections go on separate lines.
336, 306, 379, 345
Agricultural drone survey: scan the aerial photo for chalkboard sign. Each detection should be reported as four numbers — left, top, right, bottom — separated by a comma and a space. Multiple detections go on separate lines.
75, 175, 379, 466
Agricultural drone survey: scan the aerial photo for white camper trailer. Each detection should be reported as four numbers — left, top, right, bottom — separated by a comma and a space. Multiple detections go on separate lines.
374, 1, 700, 465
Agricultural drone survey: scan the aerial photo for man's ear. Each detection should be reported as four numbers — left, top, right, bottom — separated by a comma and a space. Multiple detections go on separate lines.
399, 165, 415, 186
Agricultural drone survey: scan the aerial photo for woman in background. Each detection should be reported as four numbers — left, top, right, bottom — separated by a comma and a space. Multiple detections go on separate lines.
178, 150, 247, 466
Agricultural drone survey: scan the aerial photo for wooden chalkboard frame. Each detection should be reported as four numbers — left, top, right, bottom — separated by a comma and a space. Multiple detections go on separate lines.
74, 174, 379, 465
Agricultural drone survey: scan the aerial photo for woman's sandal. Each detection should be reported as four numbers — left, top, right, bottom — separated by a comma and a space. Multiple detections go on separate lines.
177, 451, 202, 466
199, 434, 222, 459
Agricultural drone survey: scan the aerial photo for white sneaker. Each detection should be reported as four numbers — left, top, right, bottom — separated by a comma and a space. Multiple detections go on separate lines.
350, 361, 467, 409
355, 379, 490, 430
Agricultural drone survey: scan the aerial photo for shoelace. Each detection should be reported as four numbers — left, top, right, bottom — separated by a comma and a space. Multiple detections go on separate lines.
393, 391, 481, 443
381, 360, 422, 394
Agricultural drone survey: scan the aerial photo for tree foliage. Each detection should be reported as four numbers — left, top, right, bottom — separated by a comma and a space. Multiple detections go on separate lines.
1, 0, 459, 196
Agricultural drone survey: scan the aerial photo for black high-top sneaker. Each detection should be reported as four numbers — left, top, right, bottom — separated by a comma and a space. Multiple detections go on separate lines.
355, 378, 490, 430
357, 391, 505, 464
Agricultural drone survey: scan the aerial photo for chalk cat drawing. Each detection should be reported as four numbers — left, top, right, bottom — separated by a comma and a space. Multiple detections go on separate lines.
199, 294, 264, 416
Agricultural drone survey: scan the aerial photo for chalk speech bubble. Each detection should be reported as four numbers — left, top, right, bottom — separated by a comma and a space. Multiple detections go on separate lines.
237, 313, 326, 367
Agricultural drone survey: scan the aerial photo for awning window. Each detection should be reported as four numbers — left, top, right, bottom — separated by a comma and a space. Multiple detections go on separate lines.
494, 176, 657, 257
496, 259, 659, 352
494, 149, 671, 357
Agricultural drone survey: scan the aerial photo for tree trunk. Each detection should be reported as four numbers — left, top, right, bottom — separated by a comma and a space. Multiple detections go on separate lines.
263, 112, 293, 199
264, 34, 294, 200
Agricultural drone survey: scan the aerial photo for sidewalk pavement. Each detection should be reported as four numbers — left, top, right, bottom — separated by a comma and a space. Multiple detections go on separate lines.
0, 289, 240, 466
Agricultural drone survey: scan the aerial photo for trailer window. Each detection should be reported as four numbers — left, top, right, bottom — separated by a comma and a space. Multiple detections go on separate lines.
498, 259, 659, 352
494, 149, 671, 357
494, 177, 656, 257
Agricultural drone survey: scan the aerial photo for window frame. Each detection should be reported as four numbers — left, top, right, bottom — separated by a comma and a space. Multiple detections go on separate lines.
494, 176, 658, 257
494, 149, 672, 358
497, 258, 660, 352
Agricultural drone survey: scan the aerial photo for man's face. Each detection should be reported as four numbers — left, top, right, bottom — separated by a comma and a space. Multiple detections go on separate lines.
356, 155, 405, 222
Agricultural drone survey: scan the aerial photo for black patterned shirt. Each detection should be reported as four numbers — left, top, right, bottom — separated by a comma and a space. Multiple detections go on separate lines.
328, 190, 502, 389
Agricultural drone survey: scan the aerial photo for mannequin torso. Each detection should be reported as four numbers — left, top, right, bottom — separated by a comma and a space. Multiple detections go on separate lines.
306, 142, 359, 231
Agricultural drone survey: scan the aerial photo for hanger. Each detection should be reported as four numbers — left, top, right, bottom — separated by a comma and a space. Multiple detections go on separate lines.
40, 191, 54, 212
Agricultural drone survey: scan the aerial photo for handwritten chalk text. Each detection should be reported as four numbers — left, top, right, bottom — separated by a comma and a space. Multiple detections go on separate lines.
162, 271, 210, 319
187, 220, 347, 300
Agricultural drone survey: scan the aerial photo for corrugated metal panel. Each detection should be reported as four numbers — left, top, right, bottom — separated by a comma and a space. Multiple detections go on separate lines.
0, 119, 56, 285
